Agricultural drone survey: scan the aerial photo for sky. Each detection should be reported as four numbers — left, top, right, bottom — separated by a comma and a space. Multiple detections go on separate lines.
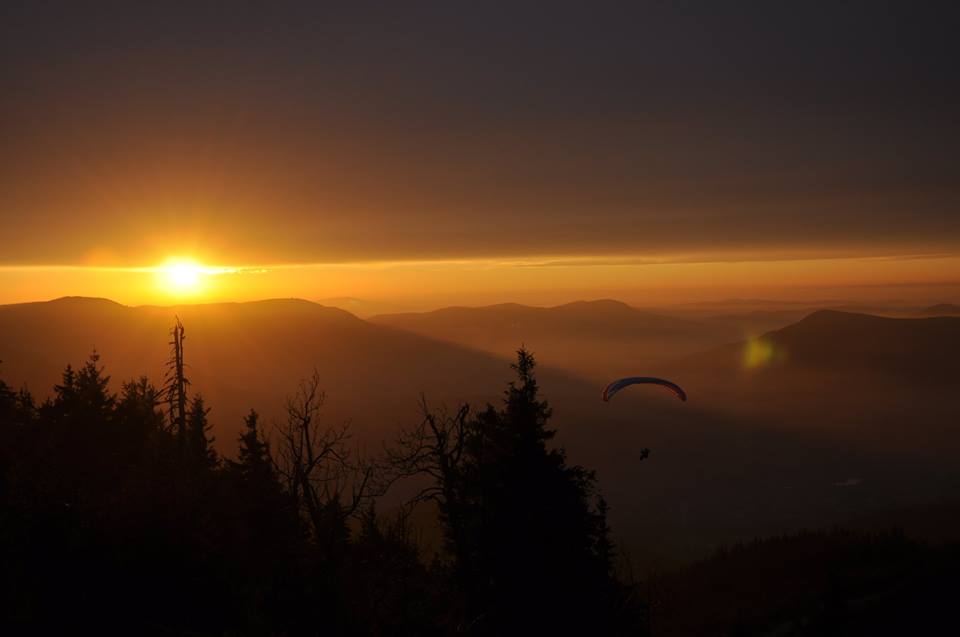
2, 1, 958, 308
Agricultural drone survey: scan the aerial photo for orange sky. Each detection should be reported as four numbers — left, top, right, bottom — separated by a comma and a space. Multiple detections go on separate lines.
2, 4, 958, 310
2, 252, 958, 312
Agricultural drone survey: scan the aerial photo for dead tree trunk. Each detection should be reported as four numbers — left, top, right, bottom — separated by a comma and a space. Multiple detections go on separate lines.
164, 317, 189, 444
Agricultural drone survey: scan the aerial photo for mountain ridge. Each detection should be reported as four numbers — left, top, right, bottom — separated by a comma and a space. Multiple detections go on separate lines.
370, 299, 738, 379
676, 309, 960, 380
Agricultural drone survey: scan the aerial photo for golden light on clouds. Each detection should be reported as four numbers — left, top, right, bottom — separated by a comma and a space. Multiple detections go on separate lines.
0, 252, 958, 310
152, 258, 242, 299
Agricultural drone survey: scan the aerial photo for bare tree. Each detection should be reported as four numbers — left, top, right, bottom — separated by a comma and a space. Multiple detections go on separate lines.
274, 370, 389, 545
388, 396, 469, 503
163, 317, 189, 442
386, 396, 472, 559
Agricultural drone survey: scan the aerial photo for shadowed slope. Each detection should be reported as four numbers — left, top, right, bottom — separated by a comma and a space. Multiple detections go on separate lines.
664, 310, 960, 462
681, 310, 960, 382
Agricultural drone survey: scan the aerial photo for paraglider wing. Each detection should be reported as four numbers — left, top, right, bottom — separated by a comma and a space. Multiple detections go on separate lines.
602, 377, 687, 402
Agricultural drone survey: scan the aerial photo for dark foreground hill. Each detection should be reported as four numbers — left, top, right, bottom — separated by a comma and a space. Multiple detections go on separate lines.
650, 529, 959, 637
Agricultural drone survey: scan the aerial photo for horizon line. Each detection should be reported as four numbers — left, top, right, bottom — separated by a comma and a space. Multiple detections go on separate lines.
2, 250, 959, 274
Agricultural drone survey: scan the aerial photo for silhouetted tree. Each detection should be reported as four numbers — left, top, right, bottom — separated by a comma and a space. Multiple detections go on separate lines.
231, 409, 272, 479
186, 394, 216, 466
347, 503, 443, 636
164, 318, 189, 443
0, 376, 15, 423
116, 376, 165, 437
53, 363, 76, 405
227, 408, 294, 540
3, 332, 661, 635
43, 350, 115, 429
275, 371, 388, 549
74, 350, 115, 416
218, 410, 306, 633
394, 348, 635, 635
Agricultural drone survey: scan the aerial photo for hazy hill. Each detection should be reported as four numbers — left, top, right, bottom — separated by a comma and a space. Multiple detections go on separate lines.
371, 299, 737, 380
654, 298, 915, 337
667, 310, 960, 456
681, 309, 959, 382
920, 303, 960, 317
663, 298, 909, 314
698, 309, 816, 336
314, 296, 425, 317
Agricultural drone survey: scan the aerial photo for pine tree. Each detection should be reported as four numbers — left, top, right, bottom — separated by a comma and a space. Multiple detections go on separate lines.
53, 364, 77, 410
164, 318, 189, 443
51, 352, 115, 424
74, 350, 115, 419
452, 348, 618, 633
186, 394, 216, 466
0, 362, 15, 414
15, 388, 37, 424
503, 346, 554, 445
233, 409, 274, 483
116, 376, 166, 438
0, 375, 15, 424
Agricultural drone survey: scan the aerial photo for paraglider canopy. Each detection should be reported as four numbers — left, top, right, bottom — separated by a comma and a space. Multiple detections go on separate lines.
602, 377, 687, 402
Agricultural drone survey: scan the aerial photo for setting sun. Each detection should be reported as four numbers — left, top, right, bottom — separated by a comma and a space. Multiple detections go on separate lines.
157, 259, 206, 296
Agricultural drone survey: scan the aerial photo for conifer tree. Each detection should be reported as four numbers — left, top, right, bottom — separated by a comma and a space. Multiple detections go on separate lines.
164, 318, 189, 442
15, 388, 37, 425
51, 352, 115, 424
53, 364, 77, 410
0, 375, 16, 426
0, 369, 15, 417
75, 350, 115, 419
234, 409, 273, 482
397, 348, 622, 634
186, 394, 216, 466
116, 377, 166, 440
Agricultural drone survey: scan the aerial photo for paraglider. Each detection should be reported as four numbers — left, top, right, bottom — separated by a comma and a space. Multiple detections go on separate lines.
602, 376, 687, 402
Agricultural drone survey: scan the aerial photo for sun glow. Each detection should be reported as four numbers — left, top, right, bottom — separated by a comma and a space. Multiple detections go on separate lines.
156, 259, 208, 296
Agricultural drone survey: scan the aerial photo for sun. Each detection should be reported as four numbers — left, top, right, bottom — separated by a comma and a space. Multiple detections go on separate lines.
157, 259, 206, 296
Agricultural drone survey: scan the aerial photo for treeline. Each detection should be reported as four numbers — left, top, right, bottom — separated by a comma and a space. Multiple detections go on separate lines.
647, 528, 959, 636
0, 324, 645, 635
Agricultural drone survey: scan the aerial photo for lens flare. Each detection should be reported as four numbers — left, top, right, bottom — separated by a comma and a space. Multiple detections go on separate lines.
741, 337, 785, 369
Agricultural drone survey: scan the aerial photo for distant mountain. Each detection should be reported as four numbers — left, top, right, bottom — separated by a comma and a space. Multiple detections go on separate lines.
919, 303, 960, 317
682, 310, 960, 382
314, 296, 423, 317
678, 302, 914, 337
699, 309, 817, 336
371, 299, 738, 379
666, 310, 960, 463
666, 298, 909, 312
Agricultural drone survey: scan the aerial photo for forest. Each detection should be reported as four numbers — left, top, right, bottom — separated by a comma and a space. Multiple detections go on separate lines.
1, 321, 955, 636
0, 321, 644, 635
